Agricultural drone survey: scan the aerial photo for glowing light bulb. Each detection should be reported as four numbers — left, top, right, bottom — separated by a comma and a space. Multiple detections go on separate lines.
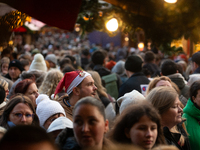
125, 37, 129, 41
138, 42, 144, 51
164, 0, 177, 3
106, 18, 118, 32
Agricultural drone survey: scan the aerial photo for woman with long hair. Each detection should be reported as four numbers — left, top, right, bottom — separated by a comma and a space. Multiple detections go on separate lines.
146, 86, 191, 150
108, 101, 165, 150
0, 94, 39, 129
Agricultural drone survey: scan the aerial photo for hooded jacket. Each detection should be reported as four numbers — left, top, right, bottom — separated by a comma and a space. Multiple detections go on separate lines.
183, 98, 200, 150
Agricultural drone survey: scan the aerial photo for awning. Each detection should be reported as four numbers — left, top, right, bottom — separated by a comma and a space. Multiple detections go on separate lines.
0, 0, 82, 31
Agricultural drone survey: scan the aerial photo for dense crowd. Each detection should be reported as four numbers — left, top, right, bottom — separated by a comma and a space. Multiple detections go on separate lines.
0, 31, 200, 150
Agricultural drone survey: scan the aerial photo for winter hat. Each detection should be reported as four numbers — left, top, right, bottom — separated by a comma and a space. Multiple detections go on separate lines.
29, 53, 47, 72
47, 117, 73, 133
45, 54, 57, 65
8, 59, 24, 72
117, 90, 145, 114
106, 60, 116, 70
54, 70, 91, 96
36, 94, 66, 127
111, 60, 126, 77
125, 55, 143, 72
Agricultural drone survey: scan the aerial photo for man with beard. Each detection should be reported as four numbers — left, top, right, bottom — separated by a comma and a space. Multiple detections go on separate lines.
54, 70, 97, 121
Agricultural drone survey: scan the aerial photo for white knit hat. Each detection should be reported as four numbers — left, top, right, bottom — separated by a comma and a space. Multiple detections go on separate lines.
36, 94, 66, 127
45, 54, 57, 65
117, 90, 145, 114
47, 117, 73, 133
29, 53, 47, 72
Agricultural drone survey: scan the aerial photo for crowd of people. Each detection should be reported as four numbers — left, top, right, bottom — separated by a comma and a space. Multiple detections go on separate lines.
0, 31, 200, 150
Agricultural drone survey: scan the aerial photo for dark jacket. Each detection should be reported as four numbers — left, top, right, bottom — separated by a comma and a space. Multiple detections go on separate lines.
118, 72, 150, 98
55, 128, 80, 150
163, 126, 191, 150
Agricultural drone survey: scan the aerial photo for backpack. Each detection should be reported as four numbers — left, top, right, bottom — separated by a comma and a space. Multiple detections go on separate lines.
102, 73, 118, 100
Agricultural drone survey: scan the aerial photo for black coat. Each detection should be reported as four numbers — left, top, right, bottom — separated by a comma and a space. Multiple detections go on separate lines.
55, 128, 81, 150
118, 72, 150, 98
163, 126, 191, 150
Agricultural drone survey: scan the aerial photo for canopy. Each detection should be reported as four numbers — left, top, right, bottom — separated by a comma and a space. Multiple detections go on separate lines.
0, 0, 82, 31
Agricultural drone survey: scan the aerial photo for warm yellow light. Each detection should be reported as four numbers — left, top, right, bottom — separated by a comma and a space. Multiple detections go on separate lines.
106, 18, 118, 32
164, 0, 177, 3
125, 37, 129, 42
138, 42, 144, 51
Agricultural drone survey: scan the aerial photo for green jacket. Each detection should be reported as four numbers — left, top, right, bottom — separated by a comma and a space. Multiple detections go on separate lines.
183, 98, 200, 150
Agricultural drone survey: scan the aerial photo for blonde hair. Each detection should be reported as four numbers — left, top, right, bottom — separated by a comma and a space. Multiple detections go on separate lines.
39, 69, 63, 98
87, 70, 108, 98
0, 79, 8, 90
146, 76, 172, 95
146, 86, 185, 146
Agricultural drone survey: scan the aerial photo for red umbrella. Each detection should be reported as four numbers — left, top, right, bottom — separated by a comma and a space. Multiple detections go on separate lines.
13, 26, 27, 32
0, 0, 82, 31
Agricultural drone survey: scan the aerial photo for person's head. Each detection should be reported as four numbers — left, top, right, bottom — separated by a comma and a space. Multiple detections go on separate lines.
0, 57, 10, 75
0, 94, 39, 128
29, 53, 47, 72
144, 51, 155, 63
39, 69, 63, 99
18, 54, 32, 65
14, 79, 39, 107
36, 94, 66, 129
0, 78, 9, 99
189, 81, 200, 108
146, 76, 172, 95
125, 55, 143, 73
0, 125, 58, 150
62, 64, 76, 74
117, 90, 145, 114
20, 59, 30, 71
160, 59, 177, 76
111, 60, 126, 77
8, 59, 24, 81
109, 102, 164, 150
73, 96, 109, 150
91, 50, 106, 65
47, 117, 73, 139
146, 86, 183, 129
59, 58, 72, 71
87, 70, 107, 98
1, 46, 13, 60
45, 54, 57, 68
191, 52, 200, 72
54, 71, 97, 103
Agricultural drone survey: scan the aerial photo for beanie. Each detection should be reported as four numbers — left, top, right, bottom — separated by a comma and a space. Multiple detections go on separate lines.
36, 94, 66, 127
45, 54, 57, 65
111, 60, 126, 77
9, 59, 24, 72
47, 117, 73, 133
106, 60, 116, 70
29, 53, 47, 72
117, 90, 145, 114
125, 55, 143, 72
54, 70, 91, 96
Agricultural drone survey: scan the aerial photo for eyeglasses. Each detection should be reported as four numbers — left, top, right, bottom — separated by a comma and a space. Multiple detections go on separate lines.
12, 113, 34, 119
